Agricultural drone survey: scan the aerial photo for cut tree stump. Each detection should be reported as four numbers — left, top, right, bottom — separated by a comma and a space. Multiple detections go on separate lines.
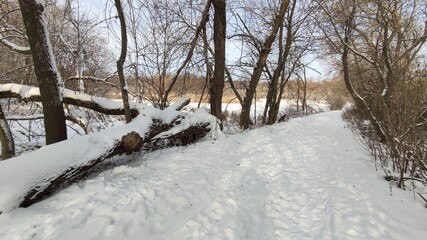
122, 132, 143, 153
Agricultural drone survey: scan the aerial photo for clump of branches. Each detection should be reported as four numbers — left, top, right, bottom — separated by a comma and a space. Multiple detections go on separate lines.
343, 72, 427, 189
317, 0, 427, 189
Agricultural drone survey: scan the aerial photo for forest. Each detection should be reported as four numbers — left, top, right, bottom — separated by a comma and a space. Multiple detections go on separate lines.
0, 0, 426, 238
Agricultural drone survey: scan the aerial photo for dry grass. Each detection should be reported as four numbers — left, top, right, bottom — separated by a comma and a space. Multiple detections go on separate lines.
120, 75, 351, 108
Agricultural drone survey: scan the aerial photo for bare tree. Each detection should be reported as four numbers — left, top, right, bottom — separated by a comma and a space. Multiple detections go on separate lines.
317, 0, 427, 187
239, 0, 290, 129
263, 0, 314, 124
210, 0, 226, 125
159, 0, 212, 109
0, 1, 33, 86
51, 0, 113, 91
114, 0, 132, 123
126, 0, 143, 101
122, 0, 210, 108
18, 0, 67, 144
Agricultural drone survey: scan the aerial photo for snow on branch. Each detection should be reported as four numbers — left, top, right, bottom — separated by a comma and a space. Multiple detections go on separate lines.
6, 114, 44, 121
0, 28, 31, 54
0, 37, 30, 54
0, 83, 138, 116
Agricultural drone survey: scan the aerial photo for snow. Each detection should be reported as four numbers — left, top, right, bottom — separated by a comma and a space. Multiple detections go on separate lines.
0, 100, 212, 213
1, 83, 156, 116
166, 96, 190, 111
153, 107, 222, 142
62, 89, 92, 102
35, 0, 45, 6
381, 86, 388, 97
190, 99, 331, 119
0, 113, 153, 213
0, 111, 426, 239
0, 84, 40, 99
0, 36, 31, 53
5, 114, 44, 121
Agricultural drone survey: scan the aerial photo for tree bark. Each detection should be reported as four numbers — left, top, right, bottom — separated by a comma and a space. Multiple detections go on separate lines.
18, 0, 67, 144
0, 104, 14, 160
239, 0, 290, 129
114, 0, 132, 123
210, 0, 226, 127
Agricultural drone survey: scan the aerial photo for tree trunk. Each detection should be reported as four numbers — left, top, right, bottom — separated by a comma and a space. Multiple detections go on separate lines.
210, 0, 226, 127
240, 0, 290, 129
296, 78, 301, 112
266, 0, 297, 125
18, 0, 67, 145
0, 104, 14, 160
302, 69, 307, 115
263, 20, 284, 125
341, 10, 387, 144
114, 0, 132, 123
0, 100, 218, 213
199, 26, 212, 108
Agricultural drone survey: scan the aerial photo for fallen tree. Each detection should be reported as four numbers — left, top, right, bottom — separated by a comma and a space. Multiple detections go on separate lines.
0, 84, 220, 214
0, 83, 139, 117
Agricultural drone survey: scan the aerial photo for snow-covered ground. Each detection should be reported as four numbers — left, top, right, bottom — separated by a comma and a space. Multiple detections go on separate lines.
187, 99, 330, 116
1, 111, 426, 239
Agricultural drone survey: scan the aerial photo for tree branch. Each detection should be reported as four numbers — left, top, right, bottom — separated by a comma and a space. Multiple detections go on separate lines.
0, 83, 139, 117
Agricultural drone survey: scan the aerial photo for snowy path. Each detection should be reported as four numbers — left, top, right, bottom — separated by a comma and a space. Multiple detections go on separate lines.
1, 111, 426, 240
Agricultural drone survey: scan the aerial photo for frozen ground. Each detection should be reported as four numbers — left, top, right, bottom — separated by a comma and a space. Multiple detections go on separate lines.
0, 111, 426, 239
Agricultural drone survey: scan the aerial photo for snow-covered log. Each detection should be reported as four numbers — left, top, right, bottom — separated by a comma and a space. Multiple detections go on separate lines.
0, 97, 220, 214
0, 83, 140, 116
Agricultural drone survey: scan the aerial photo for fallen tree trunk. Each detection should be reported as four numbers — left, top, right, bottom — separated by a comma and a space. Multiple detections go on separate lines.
0, 95, 219, 214
0, 83, 140, 117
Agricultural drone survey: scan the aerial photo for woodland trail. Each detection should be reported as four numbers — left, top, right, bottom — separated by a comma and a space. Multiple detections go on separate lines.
0, 111, 426, 240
